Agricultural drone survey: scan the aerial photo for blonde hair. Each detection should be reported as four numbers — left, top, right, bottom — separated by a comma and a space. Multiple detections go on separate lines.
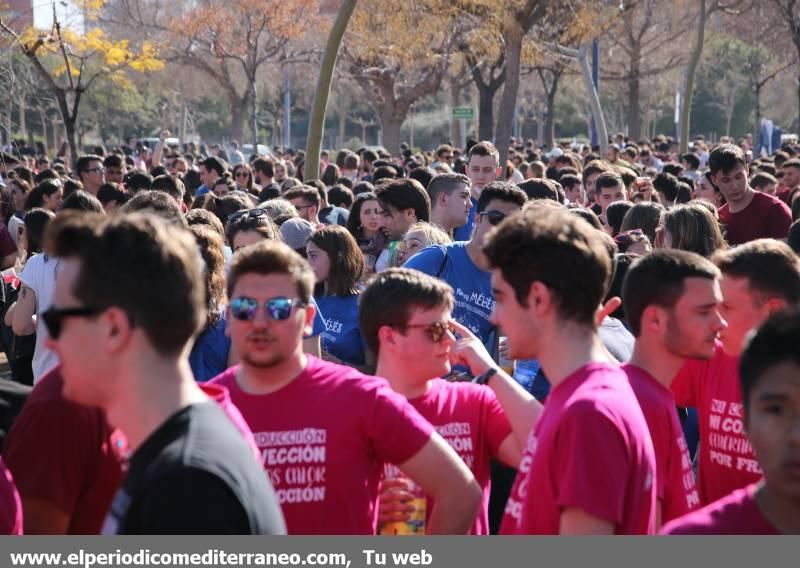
405, 221, 451, 247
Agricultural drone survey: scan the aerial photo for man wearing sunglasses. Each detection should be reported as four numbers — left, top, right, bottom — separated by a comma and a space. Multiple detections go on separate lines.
211, 241, 482, 534
360, 268, 541, 534
405, 182, 527, 354
42, 212, 285, 535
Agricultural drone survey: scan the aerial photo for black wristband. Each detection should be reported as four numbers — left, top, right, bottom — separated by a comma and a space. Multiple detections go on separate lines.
472, 367, 498, 386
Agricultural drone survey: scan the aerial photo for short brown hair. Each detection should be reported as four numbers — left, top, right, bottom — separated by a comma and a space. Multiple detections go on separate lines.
483, 207, 611, 327
45, 211, 205, 356
283, 186, 321, 208
359, 267, 454, 355
712, 239, 800, 305
227, 240, 315, 304
468, 141, 500, 166
307, 225, 364, 297
623, 249, 720, 337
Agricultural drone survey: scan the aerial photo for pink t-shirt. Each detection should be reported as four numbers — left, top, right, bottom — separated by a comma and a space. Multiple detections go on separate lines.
0, 457, 22, 535
660, 484, 778, 535
624, 364, 700, 523
500, 363, 657, 535
671, 344, 762, 506
198, 383, 260, 461
210, 356, 434, 535
383, 379, 512, 535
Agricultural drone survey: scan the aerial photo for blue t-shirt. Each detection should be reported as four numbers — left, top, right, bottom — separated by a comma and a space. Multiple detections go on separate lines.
194, 184, 209, 197
452, 198, 478, 241
189, 316, 231, 382
315, 294, 367, 366
309, 296, 326, 337
404, 241, 496, 352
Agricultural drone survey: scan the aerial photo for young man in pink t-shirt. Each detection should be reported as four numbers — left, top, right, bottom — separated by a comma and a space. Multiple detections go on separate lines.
210, 241, 481, 535
672, 239, 800, 506
621, 250, 726, 527
483, 204, 656, 535
662, 310, 800, 534
359, 268, 543, 534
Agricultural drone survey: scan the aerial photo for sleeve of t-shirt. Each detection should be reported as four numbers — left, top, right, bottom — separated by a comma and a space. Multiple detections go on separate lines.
2, 398, 98, 515
671, 359, 702, 408
134, 469, 253, 534
481, 388, 513, 459
309, 296, 326, 337
18, 256, 41, 293
0, 225, 16, 258
766, 201, 792, 239
403, 245, 447, 277
365, 382, 435, 466
552, 400, 632, 526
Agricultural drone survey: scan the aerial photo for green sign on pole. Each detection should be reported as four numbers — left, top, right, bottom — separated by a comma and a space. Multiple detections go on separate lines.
452, 106, 474, 120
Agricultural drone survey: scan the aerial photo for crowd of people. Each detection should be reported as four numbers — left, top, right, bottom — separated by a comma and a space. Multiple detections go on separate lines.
0, 129, 799, 535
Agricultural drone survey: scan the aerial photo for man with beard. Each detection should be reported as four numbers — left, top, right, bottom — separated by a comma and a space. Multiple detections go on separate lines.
622, 250, 726, 527
210, 241, 481, 534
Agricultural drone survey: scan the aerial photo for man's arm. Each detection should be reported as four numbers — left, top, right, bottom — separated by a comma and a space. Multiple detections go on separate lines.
11, 285, 36, 336
559, 508, 615, 535
21, 498, 70, 535
397, 434, 481, 534
448, 320, 542, 448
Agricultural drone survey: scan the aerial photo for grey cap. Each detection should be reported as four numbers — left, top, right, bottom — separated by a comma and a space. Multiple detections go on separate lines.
280, 217, 315, 251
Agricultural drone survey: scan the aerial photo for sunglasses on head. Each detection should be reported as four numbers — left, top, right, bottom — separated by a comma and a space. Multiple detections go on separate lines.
402, 320, 456, 343
41, 306, 105, 340
229, 296, 306, 321
228, 208, 268, 224
478, 210, 507, 226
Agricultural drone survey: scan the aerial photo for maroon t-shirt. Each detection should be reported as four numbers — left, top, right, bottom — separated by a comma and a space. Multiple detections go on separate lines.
0, 456, 22, 535
660, 484, 778, 535
0, 223, 17, 258
717, 191, 792, 245
2, 367, 125, 534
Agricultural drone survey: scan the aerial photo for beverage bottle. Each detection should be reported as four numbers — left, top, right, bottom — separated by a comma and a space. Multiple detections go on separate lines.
497, 336, 515, 376
378, 475, 426, 535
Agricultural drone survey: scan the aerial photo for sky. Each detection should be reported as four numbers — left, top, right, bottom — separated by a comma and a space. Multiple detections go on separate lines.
32, 0, 82, 30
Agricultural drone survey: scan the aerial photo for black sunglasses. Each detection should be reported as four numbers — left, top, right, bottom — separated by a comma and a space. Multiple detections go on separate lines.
42, 306, 105, 339
227, 208, 269, 223
478, 210, 507, 226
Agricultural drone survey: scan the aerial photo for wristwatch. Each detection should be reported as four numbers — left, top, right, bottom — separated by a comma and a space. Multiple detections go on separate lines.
472, 367, 498, 386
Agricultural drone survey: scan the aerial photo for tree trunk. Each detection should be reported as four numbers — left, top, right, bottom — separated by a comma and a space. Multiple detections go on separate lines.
476, 83, 496, 141
251, 76, 259, 153
544, 87, 557, 148
680, 0, 707, 154
305, 0, 358, 180
495, 25, 524, 175
578, 44, 608, 154
627, 51, 642, 140
37, 107, 48, 153
338, 104, 347, 148
449, 76, 463, 147
379, 113, 404, 157
230, 95, 248, 143
19, 96, 27, 141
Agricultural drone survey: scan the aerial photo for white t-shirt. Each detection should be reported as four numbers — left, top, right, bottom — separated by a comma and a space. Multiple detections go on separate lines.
18, 253, 60, 382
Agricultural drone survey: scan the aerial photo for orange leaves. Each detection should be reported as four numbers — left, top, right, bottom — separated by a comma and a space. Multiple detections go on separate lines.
171, 0, 319, 58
